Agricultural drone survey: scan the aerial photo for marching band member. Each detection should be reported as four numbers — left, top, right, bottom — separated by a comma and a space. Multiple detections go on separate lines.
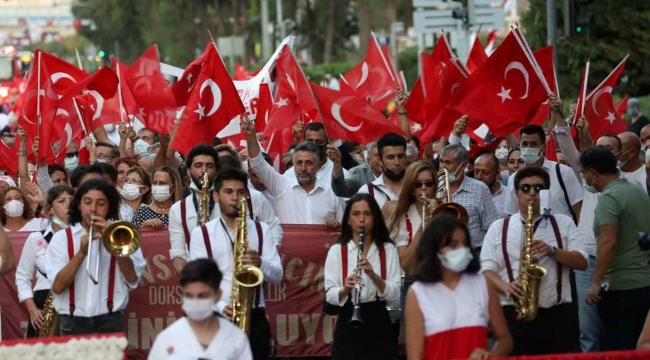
324, 193, 401, 360
148, 259, 252, 360
169, 144, 221, 275
480, 167, 587, 355
46, 179, 146, 335
405, 215, 512, 360
189, 168, 282, 360
15, 185, 73, 337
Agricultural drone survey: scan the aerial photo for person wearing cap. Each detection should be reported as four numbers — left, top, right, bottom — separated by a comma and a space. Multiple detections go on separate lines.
627, 98, 650, 138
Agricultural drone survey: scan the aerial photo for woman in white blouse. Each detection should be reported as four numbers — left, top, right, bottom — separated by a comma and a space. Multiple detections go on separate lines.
15, 185, 73, 337
324, 193, 401, 360
0, 186, 46, 232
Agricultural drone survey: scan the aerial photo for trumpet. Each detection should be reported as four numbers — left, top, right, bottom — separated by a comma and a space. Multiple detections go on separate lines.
420, 193, 427, 232
349, 227, 365, 329
432, 169, 469, 223
86, 217, 142, 284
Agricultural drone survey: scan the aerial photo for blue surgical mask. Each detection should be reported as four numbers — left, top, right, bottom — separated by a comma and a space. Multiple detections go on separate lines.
628, 108, 639, 117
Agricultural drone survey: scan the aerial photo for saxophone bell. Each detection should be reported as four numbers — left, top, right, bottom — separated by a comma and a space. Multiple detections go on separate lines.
349, 227, 365, 329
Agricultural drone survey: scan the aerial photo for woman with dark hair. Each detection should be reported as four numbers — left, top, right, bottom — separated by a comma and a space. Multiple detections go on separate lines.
15, 185, 73, 337
406, 215, 512, 360
148, 259, 252, 360
0, 186, 44, 231
133, 166, 182, 228
324, 193, 401, 360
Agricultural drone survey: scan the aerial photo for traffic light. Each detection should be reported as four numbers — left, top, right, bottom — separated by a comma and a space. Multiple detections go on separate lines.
450, 0, 475, 26
452, 7, 469, 24
571, 0, 594, 35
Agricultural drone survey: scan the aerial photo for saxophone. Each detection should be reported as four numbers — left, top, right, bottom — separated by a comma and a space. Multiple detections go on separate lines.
199, 172, 210, 225
230, 198, 264, 335
37, 291, 60, 337
516, 202, 548, 322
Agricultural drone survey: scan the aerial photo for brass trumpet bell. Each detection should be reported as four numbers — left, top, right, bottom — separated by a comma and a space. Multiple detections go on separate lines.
433, 169, 469, 224
102, 221, 142, 257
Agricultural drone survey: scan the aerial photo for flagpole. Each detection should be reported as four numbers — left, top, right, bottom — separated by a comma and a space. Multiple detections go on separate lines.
115, 61, 126, 125
36, 51, 42, 139
72, 97, 89, 136
585, 55, 629, 101
370, 30, 397, 86
580, 60, 589, 117
511, 28, 552, 94
75, 48, 84, 71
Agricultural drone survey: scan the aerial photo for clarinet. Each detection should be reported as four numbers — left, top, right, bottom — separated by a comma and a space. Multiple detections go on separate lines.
349, 228, 365, 329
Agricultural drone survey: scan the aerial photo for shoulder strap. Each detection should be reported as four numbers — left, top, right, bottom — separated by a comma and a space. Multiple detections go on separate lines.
254, 220, 263, 308
549, 216, 564, 304
555, 163, 577, 224
200, 224, 213, 259
107, 256, 117, 312
65, 228, 75, 315
341, 243, 348, 284
367, 183, 375, 198
246, 188, 255, 220
180, 198, 191, 249
378, 242, 386, 280
501, 217, 514, 283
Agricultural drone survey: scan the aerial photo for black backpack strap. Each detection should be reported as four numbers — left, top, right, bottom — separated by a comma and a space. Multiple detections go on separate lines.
555, 163, 577, 224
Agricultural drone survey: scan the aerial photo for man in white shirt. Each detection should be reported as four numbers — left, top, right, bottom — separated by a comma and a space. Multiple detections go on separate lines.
0, 225, 15, 275
617, 132, 648, 192
189, 168, 282, 359
168, 144, 221, 275
70, 164, 134, 222
481, 167, 587, 355
242, 118, 344, 227
474, 153, 508, 218
46, 179, 146, 335
504, 125, 583, 223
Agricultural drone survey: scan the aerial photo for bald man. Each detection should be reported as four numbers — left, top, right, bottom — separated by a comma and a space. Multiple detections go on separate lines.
474, 153, 507, 217
618, 132, 648, 192
640, 124, 650, 158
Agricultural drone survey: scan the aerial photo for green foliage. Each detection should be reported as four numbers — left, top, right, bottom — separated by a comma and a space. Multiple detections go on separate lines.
522, 0, 650, 98
302, 62, 356, 84
398, 46, 419, 89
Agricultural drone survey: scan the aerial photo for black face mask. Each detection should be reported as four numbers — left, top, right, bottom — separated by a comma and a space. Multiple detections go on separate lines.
383, 167, 405, 181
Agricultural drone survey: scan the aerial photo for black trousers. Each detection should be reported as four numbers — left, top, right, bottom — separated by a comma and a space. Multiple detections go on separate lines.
599, 286, 650, 351
503, 303, 580, 356
59, 310, 125, 336
25, 289, 49, 338
250, 308, 272, 360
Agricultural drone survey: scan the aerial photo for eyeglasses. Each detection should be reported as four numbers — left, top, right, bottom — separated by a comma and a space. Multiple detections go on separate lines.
519, 183, 545, 194
66, 152, 79, 158
97, 154, 114, 161
414, 180, 435, 188
124, 178, 143, 184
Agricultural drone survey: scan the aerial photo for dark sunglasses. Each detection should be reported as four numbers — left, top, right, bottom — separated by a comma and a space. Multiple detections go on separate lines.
65, 152, 79, 158
414, 180, 436, 188
519, 183, 545, 194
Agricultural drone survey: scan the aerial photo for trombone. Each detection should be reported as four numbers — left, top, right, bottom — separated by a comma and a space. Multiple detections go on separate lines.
86, 218, 142, 285
432, 169, 469, 223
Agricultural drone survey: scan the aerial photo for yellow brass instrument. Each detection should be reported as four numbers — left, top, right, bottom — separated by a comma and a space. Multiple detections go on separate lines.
420, 193, 427, 232
86, 220, 142, 284
36, 291, 59, 337
199, 172, 210, 225
230, 198, 264, 335
432, 169, 469, 223
516, 202, 547, 322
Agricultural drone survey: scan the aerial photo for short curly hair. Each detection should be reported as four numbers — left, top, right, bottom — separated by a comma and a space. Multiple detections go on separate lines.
0, 186, 34, 224
68, 179, 120, 225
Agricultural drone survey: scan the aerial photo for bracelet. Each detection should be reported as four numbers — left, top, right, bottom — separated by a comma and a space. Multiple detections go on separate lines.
398, 110, 407, 116
18, 151, 27, 157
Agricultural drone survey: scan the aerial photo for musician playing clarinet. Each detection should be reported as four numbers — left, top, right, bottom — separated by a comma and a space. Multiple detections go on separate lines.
324, 193, 401, 360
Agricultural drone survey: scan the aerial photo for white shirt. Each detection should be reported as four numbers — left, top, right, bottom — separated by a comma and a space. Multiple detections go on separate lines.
16, 227, 54, 302
188, 217, 283, 314
5, 218, 49, 232
357, 174, 399, 216
120, 202, 134, 222
168, 194, 220, 261
393, 203, 422, 248
249, 180, 275, 209
46, 223, 146, 316
492, 183, 508, 218
283, 158, 350, 188
505, 158, 583, 218
480, 213, 587, 308
250, 153, 345, 224
148, 317, 252, 360
324, 241, 401, 306
621, 165, 647, 192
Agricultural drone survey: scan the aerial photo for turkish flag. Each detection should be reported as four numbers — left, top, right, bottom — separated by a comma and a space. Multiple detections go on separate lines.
403, 52, 431, 125
234, 62, 251, 81
615, 95, 629, 119
275, 46, 320, 121
171, 42, 245, 156
381, 44, 404, 90
467, 37, 488, 73
310, 82, 404, 144
254, 83, 273, 133
469, 136, 503, 159
111, 57, 141, 123
0, 138, 20, 178
123, 45, 178, 134
584, 56, 629, 141
485, 29, 498, 54
171, 46, 207, 107
260, 125, 294, 173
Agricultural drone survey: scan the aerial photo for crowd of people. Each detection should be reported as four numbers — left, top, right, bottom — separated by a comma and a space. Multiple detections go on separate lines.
0, 88, 649, 360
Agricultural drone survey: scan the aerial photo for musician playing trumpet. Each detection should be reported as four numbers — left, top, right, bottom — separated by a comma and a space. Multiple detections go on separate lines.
45, 179, 146, 335
324, 193, 401, 360
480, 167, 587, 355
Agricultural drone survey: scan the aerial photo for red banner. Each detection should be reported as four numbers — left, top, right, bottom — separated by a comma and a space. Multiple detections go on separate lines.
0, 225, 341, 358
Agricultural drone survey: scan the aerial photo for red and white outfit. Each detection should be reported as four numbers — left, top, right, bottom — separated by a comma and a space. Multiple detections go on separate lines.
410, 273, 490, 360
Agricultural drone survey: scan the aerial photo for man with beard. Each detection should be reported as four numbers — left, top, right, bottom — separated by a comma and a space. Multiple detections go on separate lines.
474, 153, 507, 217
356, 133, 407, 223
169, 144, 220, 275
242, 118, 344, 227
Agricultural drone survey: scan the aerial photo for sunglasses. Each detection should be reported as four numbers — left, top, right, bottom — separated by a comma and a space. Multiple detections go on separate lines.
414, 180, 436, 188
519, 183, 545, 194
66, 152, 79, 158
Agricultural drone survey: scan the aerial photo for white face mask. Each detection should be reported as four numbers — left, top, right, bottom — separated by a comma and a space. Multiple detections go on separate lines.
52, 214, 69, 229
64, 156, 79, 172
520, 147, 542, 165
134, 139, 150, 156
646, 148, 650, 164
182, 297, 215, 322
581, 171, 598, 194
151, 185, 172, 202
351, 153, 364, 165
495, 147, 509, 160
437, 246, 473, 273
447, 162, 467, 183
120, 183, 142, 200
3, 200, 24, 218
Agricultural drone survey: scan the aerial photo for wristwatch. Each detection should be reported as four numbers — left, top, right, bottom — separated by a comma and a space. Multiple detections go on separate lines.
551, 246, 558, 257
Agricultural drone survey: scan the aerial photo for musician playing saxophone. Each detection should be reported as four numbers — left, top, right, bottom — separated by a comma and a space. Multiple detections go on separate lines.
480, 167, 588, 356
189, 168, 282, 360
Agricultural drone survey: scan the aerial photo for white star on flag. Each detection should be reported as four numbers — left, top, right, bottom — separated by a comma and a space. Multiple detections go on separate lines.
497, 86, 512, 103
195, 105, 206, 119
362, 105, 375, 114
411, 123, 422, 132
276, 97, 289, 108
605, 111, 617, 124
186, 72, 193, 83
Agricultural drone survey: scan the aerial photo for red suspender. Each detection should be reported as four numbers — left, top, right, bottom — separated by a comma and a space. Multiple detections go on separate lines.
405, 215, 413, 245
180, 199, 191, 249
340, 241, 387, 284
107, 257, 117, 312
66, 228, 75, 315
254, 220, 263, 308
378, 243, 386, 280
246, 189, 255, 220
367, 183, 375, 198
200, 225, 213, 259
549, 216, 564, 304
501, 217, 514, 283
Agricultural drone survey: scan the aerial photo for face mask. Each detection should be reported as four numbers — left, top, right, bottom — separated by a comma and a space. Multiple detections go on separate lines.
182, 297, 215, 322
152, 185, 172, 202
96, 159, 107, 164
617, 150, 632, 169
447, 162, 467, 183
628, 108, 639, 117
520, 147, 542, 165
495, 147, 509, 160
645, 148, 650, 163
437, 247, 473, 273
433, 153, 439, 160
3, 200, 24, 218
64, 156, 79, 172
581, 171, 598, 194
120, 183, 142, 200
383, 167, 405, 181
351, 154, 364, 165
134, 139, 149, 156
52, 214, 69, 229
